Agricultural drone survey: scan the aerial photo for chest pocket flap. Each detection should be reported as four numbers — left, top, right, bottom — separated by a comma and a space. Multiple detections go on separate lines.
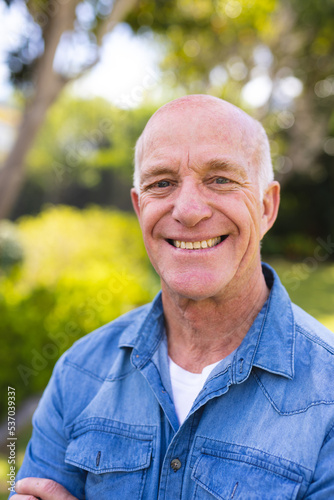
192, 448, 303, 500
65, 428, 153, 474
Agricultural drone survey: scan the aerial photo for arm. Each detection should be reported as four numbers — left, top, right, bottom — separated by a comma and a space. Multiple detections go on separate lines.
304, 424, 334, 499
9, 355, 86, 499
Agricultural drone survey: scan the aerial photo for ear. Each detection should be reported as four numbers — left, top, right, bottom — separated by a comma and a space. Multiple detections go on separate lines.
260, 181, 280, 239
131, 188, 141, 219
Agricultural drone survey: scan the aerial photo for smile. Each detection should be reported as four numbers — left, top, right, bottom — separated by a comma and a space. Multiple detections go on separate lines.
167, 236, 227, 250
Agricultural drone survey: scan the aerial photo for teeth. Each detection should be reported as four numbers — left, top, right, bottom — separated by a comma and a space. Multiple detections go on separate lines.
172, 236, 223, 250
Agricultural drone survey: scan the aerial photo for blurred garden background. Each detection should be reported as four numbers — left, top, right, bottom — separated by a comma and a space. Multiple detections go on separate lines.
0, 0, 334, 496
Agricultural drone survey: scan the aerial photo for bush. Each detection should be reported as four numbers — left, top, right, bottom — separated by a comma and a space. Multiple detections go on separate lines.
0, 205, 160, 417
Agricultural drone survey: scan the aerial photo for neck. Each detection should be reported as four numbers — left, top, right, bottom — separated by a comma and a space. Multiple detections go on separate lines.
162, 261, 269, 373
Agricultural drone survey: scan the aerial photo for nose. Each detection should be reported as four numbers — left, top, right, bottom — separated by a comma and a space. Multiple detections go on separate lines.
172, 178, 213, 227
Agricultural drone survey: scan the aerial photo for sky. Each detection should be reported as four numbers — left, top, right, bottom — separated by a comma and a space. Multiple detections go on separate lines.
70, 25, 163, 108
0, 1, 162, 106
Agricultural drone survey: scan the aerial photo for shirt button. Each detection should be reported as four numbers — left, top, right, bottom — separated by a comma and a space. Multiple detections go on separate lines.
170, 458, 182, 472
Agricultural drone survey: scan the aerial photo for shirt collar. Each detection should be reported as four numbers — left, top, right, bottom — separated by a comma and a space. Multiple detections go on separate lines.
252, 263, 295, 379
118, 292, 165, 369
118, 263, 295, 380
231, 263, 294, 384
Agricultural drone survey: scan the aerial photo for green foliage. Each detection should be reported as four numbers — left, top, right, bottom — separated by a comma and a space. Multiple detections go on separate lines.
9, 96, 158, 216
26, 96, 156, 188
128, 0, 334, 103
0, 205, 159, 417
268, 258, 334, 331
0, 220, 24, 271
129, 0, 279, 96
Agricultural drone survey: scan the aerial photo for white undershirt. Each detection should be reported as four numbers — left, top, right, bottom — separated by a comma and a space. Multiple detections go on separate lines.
168, 357, 222, 425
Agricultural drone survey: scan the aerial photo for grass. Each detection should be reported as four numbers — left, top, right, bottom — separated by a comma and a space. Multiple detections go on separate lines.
0, 259, 333, 497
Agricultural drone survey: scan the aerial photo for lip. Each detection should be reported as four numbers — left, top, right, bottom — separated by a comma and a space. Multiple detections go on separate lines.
166, 235, 224, 243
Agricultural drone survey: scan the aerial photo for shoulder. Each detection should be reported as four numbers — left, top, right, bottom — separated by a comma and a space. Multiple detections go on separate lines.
291, 304, 334, 405
33, 302, 156, 430
275, 304, 334, 414
292, 302, 334, 355
255, 298, 334, 417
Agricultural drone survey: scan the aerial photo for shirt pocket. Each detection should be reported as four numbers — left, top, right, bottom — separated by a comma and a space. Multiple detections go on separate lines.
191, 442, 303, 500
65, 423, 154, 500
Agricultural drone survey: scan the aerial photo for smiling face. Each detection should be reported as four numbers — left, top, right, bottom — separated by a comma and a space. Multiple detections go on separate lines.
131, 96, 280, 302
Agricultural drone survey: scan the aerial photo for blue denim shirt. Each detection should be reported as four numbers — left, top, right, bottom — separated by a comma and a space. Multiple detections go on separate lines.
11, 264, 334, 499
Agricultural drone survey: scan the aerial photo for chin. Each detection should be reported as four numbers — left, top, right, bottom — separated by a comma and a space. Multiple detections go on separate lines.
162, 271, 231, 301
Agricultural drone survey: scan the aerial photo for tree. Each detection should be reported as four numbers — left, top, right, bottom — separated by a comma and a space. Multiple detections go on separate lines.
0, 0, 139, 219
12, 96, 156, 216
2, 0, 334, 219
128, 0, 334, 186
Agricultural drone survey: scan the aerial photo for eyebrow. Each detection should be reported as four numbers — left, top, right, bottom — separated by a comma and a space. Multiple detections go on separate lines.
200, 158, 247, 178
140, 165, 179, 185
140, 157, 247, 185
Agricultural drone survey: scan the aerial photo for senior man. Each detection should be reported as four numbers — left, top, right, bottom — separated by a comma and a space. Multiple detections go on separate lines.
12, 95, 334, 499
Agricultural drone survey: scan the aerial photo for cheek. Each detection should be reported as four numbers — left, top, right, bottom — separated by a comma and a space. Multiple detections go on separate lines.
219, 193, 262, 236
138, 200, 168, 236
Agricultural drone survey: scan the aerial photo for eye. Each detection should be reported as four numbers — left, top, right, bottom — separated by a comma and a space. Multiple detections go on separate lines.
214, 177, 230, 184
155, 180, 171, 188
142, 178, 175, 194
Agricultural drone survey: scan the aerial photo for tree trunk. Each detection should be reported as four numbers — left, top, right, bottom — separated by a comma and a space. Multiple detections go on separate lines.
0, 77, 67, 219
0, 0, 139, 220
0, 0, 79, 220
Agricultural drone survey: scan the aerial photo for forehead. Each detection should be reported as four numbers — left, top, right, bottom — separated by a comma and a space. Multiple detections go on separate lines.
140, 102, 258, 173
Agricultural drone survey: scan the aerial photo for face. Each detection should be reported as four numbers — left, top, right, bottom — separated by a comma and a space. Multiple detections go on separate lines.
131, 99, 280, 302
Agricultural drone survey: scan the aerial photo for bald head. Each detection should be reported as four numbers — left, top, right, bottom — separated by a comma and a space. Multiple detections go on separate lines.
133, 95, 273, 196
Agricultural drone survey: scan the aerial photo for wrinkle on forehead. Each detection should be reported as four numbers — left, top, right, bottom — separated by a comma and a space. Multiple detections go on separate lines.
136, 95, 265, 184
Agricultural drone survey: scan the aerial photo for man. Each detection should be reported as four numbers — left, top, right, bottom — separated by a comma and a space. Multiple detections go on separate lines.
11, 95, 334, 499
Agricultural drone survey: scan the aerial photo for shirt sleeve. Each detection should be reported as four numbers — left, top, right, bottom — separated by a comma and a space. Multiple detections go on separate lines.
9, 354, 86, 499
303, 423, 334, 499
